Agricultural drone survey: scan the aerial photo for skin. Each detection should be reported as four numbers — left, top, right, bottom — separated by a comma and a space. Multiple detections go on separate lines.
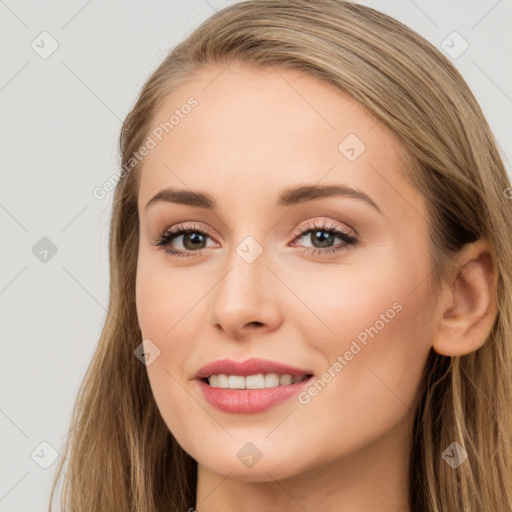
135, 62, 497, 512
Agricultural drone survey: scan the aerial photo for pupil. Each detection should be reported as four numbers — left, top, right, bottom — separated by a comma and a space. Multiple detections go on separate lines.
312, 230, 334, 248
184, 232, 205, 250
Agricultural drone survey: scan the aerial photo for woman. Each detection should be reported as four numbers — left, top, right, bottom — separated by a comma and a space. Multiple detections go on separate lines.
49, 1, 512, 511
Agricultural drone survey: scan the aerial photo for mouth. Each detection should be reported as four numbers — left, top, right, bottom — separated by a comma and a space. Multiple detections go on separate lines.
194, 357, 315, 413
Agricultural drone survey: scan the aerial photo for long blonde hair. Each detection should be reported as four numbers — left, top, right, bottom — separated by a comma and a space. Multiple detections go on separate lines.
49, 1, 512, 510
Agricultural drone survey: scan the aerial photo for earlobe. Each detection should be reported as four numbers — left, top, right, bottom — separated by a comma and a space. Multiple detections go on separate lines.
431, 239, 498, 357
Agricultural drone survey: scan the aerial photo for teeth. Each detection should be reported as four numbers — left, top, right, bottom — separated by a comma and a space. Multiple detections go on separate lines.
279, 374, 292, 385
228, 375, 245, 389
246, 374, 265, 389
207, 373, 308, 389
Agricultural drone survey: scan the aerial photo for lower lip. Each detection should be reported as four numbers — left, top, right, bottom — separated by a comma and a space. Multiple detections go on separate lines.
197, 377, 313, 414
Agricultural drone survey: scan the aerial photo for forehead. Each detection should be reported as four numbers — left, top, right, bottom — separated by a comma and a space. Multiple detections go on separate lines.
137, 62, 424, 222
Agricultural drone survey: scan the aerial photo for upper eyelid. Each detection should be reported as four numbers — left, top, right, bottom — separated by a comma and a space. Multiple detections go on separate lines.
162, 219, 354, 243
293, 219, 356, 237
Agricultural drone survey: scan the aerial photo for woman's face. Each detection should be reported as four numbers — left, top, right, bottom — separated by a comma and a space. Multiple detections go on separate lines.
136, 62, 436, 481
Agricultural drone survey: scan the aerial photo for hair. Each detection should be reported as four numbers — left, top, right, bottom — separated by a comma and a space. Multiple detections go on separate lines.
48, 1, 512, 510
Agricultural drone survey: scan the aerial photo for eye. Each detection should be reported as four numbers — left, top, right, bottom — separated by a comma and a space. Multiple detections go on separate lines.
152, 223, 216, 258
153, 219, 359, 258
290, 219, 359, 257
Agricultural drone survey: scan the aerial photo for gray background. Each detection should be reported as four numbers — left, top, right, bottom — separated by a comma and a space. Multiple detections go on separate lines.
1, 0, 511, 510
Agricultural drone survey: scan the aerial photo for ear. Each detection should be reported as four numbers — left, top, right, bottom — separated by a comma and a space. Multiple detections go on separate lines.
431, 238, 498, 357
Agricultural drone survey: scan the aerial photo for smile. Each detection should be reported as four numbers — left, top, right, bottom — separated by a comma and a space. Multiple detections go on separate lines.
194, 357, 315, 413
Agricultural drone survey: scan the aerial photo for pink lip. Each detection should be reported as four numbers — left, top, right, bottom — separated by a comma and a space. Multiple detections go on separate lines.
197, 379, 313, 414
194, 357, 314, 414
194, 357, 313, 379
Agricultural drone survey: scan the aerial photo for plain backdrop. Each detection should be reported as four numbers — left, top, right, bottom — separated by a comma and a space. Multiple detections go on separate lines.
1, 0, 511, 510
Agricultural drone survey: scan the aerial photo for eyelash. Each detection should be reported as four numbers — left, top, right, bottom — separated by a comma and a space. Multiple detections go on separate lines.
152, 220, 359, 259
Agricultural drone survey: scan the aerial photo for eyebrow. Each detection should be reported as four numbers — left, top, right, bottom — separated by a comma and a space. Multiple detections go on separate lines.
145, 183, 382, 214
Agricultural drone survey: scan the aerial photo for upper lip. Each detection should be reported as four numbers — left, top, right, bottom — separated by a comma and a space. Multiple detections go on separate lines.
195, 357, 314, 379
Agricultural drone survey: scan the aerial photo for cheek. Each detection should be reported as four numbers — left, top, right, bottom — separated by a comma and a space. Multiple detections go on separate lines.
135, 253, 209, 435
135, 275, 198, 448
135, 261, 203, 388
135, 252, 203, 339
291, 252, 432, 425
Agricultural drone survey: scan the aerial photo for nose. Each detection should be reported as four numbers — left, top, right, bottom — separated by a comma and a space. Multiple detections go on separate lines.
208, 244, 282, 339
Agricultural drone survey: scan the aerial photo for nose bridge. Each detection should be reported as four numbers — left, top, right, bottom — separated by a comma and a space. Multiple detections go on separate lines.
217, 234, 268, 308
209, 232, 281, 335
